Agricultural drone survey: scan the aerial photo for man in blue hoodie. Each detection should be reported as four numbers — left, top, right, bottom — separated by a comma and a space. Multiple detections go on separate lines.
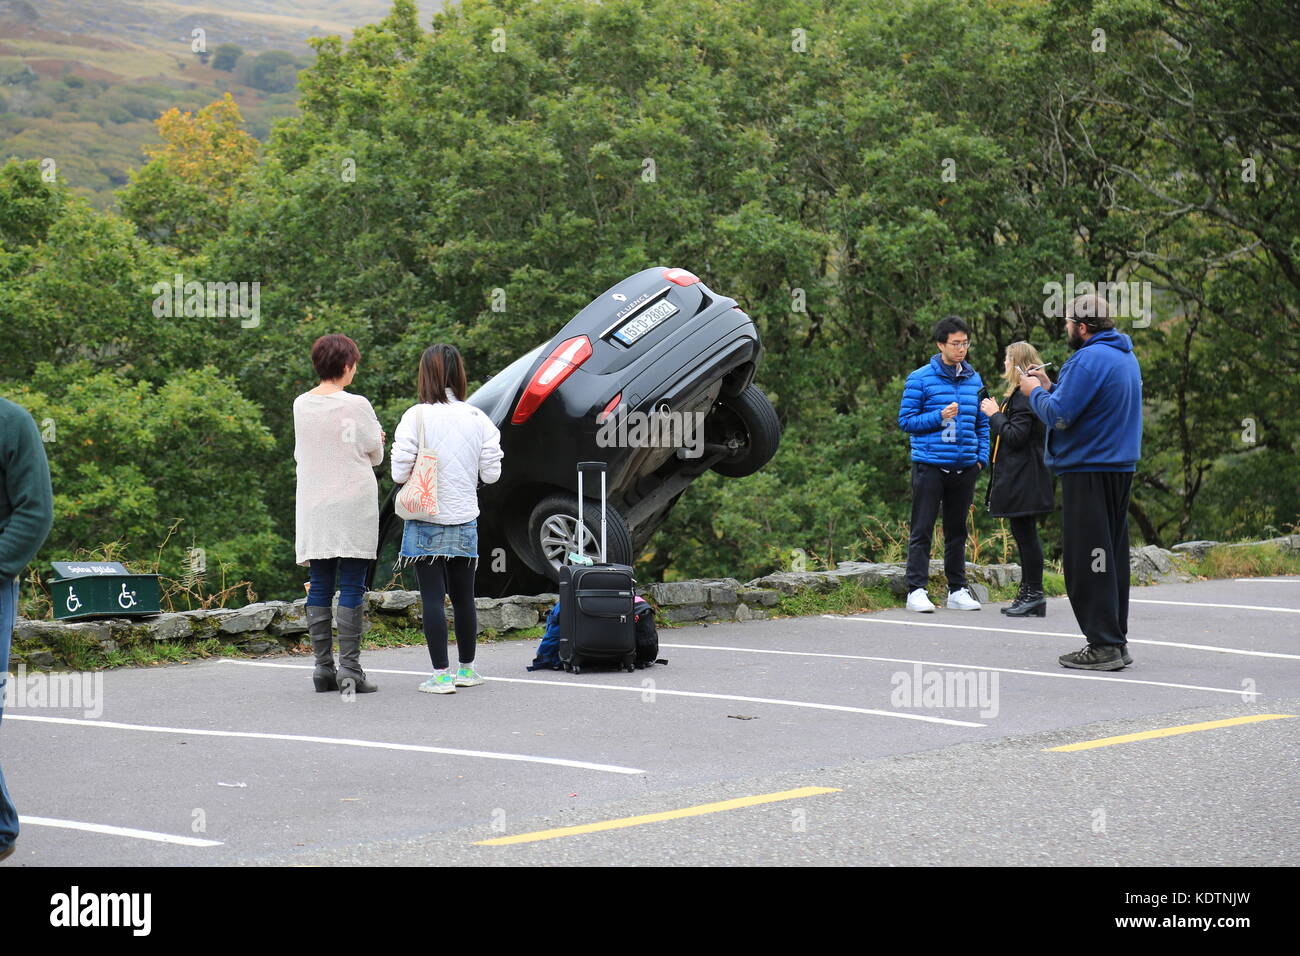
898, 316, 990, 613
1020, 294, 1142, 670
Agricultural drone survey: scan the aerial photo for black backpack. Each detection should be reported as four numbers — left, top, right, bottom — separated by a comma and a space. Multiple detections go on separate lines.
633, 596, 667, 669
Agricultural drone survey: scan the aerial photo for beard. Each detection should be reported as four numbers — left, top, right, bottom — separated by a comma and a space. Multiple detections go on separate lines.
1067, 325, 1085, 349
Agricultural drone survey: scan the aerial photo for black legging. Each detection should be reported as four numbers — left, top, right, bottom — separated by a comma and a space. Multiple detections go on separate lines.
414, 557, 477, 670
1008, 515, 1044, 591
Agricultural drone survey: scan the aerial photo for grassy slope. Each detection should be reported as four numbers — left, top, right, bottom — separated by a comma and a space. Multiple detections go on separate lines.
0, 0, 402, 207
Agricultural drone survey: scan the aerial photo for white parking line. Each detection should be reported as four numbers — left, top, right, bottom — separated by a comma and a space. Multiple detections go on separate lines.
1130, 599, 1299, 613
4, 714, 645, 775
18, 815, 223, 847
215, 659, 985, 727
1234, 578, 1300, 583
827, 615, 1300, 660
659, 643, 1250, 696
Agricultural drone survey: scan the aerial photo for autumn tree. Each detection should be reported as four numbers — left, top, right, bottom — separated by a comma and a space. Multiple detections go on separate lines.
118, 92, 258, 254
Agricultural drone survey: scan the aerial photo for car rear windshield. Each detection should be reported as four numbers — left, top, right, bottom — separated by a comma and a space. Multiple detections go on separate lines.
469, 342, 547, 424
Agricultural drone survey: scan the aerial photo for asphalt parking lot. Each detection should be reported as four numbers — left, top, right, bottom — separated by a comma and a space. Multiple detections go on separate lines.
3, 575, 1297, 866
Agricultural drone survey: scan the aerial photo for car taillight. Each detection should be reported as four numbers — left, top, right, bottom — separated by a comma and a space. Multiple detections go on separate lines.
597, 393, 623, 424
511, 335, 593, 424
662, 268, 700, 286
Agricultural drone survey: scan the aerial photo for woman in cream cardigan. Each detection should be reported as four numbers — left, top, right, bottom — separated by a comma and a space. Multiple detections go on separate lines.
294, 333, 385, 695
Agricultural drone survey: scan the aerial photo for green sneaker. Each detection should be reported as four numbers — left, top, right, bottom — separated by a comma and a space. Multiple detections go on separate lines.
453, 665, 485, 687
418, 672, 457, 694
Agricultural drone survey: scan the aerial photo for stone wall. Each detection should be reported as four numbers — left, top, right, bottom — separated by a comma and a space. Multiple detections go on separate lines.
1135, 534, 1300, 585
11, 535, 1296, 668
12, 592, 559, 670
9, 559, 1019, 667
648, 560, 1025, 625
1170, 534, 1300, 560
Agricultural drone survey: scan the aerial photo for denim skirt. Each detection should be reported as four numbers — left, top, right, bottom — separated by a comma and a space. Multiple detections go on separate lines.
395, 518, 478, 570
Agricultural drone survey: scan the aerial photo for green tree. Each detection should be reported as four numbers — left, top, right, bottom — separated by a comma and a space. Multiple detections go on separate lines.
236, 51, 307, 93
0, 364, 288, 598
1028, 0, 1300, 544
0, 159, 294, 598
0, 160, 204, 383
213, 44, 244, 72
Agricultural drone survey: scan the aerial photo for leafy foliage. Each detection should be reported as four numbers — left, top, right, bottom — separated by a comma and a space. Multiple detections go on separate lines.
118, 94, 260, 254
1, 0, 1296, 607
0, 364, 287, 597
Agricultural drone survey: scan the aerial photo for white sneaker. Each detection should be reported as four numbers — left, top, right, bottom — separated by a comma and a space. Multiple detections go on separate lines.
418, 672, 456, 694
453, 665, 485, 687
946, 588, 982, 611
906, 588, 936, 613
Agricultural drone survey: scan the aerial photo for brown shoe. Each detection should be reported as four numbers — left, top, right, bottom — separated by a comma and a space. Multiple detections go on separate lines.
0, 843, 16, 863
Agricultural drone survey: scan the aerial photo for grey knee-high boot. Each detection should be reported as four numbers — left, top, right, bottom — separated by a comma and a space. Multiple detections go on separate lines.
306, 605, 337, 692
335, 605, 378, 694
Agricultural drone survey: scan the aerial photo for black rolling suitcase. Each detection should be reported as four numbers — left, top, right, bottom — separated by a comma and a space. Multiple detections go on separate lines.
558, 461, 637, 674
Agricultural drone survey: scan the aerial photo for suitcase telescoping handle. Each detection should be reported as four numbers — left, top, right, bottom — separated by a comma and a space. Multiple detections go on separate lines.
576, 461, 607, 564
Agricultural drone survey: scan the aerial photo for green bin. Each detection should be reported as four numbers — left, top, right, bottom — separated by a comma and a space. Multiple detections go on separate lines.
50, 561, 161, 621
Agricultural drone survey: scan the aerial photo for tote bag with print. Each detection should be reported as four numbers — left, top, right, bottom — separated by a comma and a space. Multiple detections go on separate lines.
395, 406, 439, 521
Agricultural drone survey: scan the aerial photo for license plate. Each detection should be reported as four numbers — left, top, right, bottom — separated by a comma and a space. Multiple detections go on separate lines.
613, 299, 678, 345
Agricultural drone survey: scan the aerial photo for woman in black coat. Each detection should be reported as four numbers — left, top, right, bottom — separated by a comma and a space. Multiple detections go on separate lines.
980, 342, 1055, 616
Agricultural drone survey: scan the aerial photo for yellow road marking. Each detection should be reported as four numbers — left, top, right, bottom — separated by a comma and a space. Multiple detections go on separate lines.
1046, 714, 1295, 752
475, 786, 841, 846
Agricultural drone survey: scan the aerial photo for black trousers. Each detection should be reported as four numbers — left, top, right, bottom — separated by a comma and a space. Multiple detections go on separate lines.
1060, 471, 1133, 647
1008, 515, 1044, 591
906, 463, 979, 592
415, 557, 478, 670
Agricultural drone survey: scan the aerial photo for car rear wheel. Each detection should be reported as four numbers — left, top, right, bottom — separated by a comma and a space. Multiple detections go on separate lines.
707, 384, 781, 478
527, 493, 634, 581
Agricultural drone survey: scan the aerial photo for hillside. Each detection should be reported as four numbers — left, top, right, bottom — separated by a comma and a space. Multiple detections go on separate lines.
0, 0, 402, 207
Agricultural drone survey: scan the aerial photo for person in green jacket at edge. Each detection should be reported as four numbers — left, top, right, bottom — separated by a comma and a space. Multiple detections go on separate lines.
0, 397, 55, 863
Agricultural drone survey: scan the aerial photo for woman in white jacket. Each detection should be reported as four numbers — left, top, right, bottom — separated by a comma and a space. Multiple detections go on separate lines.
391, 344, 503, 694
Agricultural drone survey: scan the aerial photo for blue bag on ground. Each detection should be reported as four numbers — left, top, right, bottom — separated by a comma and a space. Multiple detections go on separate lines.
527, 603, 564, 671
633, 595, 667, 669
529, 597, 666, 671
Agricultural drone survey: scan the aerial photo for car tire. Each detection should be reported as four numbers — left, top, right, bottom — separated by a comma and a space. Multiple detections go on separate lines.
708, 384, 781, 478
527, 493, 635, 581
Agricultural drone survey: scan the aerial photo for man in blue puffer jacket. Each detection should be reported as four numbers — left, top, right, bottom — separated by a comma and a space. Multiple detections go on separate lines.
1020, 294, 1142, 671
898, 316, 990, 613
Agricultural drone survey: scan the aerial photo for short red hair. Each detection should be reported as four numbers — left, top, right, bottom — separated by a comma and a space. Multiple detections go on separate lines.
311, 334, 361, 381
